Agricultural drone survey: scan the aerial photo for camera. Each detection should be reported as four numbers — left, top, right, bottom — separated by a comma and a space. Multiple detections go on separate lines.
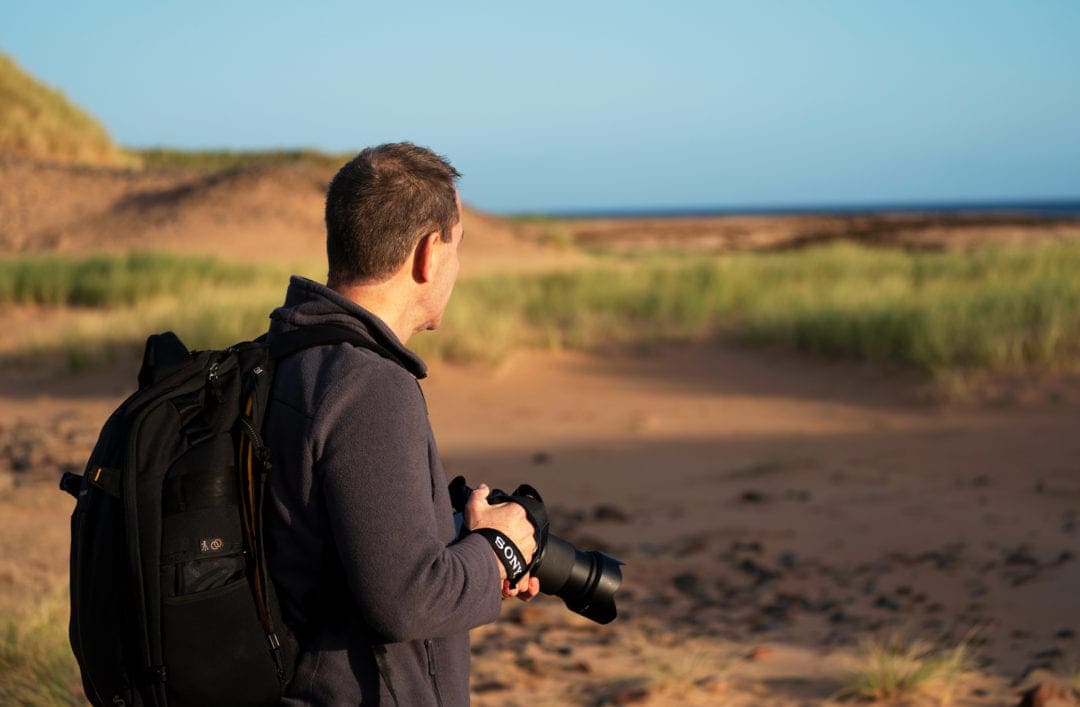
449, 478, 624, 624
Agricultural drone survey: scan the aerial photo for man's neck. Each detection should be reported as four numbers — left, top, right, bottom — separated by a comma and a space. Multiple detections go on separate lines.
330, 277, 418, 344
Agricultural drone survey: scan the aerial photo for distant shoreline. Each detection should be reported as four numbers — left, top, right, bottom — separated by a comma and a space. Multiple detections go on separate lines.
509, 198, 1080, 220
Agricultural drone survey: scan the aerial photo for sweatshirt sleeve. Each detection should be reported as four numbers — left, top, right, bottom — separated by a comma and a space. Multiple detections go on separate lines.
311, 359, 502, 643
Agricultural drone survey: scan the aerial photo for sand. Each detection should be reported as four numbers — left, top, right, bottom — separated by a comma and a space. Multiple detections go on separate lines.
3, 342, 1078, 705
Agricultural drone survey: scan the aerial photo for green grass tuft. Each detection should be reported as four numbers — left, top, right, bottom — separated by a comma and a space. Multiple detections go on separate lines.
0, 252, 280, 307
0, 588, 84, 706
837, 633, 972, 702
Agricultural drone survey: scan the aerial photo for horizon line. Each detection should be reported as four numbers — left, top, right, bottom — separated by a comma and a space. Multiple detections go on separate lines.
499, 196, 1080, 220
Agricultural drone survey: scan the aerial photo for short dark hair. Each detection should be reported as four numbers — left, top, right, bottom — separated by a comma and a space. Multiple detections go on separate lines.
325, 142, 461, 284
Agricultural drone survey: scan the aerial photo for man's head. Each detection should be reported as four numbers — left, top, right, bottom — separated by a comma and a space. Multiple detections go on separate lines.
325, 142, 461, 286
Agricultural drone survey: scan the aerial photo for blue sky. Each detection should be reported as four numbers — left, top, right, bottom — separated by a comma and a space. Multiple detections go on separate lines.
3, 1, 1079, 213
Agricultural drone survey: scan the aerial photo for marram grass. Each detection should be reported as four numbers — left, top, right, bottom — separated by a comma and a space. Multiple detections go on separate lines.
0, 252, 279, 307
3, 241, 1080, 375
0, 587, 84, 706
836, 633, 972, 702
422, 240, 1080, 372
0, 50, 131, 167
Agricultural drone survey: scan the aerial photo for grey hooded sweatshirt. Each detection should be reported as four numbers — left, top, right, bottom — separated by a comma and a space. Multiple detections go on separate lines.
263, 276, 501, 705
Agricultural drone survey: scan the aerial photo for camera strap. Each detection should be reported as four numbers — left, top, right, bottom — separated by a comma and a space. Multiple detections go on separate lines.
473, 528, 529, 583
485, 484, 550, 573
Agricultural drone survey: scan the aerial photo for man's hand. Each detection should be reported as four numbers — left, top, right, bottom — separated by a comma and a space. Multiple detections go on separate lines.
465, 483, 538, 584
502, 575, 540, 602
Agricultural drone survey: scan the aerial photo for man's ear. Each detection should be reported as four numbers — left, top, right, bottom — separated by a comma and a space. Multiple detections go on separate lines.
412, 231, 441, 283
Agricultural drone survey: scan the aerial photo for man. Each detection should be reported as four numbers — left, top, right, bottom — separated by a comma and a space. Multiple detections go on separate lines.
263, 143, 539, 705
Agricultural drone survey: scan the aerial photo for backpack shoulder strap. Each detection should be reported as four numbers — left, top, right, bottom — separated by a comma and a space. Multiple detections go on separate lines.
267, 323, 395, 362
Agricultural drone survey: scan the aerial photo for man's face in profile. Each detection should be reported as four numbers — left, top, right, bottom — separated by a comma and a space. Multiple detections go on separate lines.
424, 191, 464, 330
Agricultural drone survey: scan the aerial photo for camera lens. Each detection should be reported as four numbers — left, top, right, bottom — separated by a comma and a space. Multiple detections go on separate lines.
531, 535, 623, 624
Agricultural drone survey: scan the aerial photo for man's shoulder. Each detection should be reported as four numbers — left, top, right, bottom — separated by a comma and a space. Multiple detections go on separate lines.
326, 341, 421, 403
272, 339, 424, 422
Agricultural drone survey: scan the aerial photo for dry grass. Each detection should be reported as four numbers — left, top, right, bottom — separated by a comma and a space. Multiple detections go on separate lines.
3, 282, 289, 372
837, 633, 973, 703
4, 241, 1080, 377
604, 627, 732, 704
0, 252, 276, 307
0, 51, 132, 168
0, 583, 83, 706
423, 240, 1080, 373
131, 147, 353, 173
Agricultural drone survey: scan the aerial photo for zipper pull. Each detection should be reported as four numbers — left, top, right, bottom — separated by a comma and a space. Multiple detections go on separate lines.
207, 362, 225, 403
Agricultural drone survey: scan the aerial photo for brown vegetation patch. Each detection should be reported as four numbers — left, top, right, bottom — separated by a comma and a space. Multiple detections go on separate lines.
522, 211, 1080, 254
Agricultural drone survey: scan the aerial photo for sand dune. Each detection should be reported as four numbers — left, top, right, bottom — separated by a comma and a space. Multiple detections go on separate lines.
0, 156, 560, 270
6, 156, 1078, 276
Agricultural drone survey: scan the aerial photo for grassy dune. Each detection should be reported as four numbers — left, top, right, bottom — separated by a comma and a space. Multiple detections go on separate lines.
2, 242, 1079, 375
0, 51, 131, 167
1, 49, 350, 173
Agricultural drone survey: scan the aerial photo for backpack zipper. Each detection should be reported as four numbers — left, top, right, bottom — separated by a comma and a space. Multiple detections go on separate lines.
122, 357, 219, 701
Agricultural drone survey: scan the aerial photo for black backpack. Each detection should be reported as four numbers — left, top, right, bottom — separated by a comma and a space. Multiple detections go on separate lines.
60, 324, 385, 706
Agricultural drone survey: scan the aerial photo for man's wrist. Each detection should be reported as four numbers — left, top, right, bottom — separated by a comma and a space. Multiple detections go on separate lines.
472, 528, 527, 583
